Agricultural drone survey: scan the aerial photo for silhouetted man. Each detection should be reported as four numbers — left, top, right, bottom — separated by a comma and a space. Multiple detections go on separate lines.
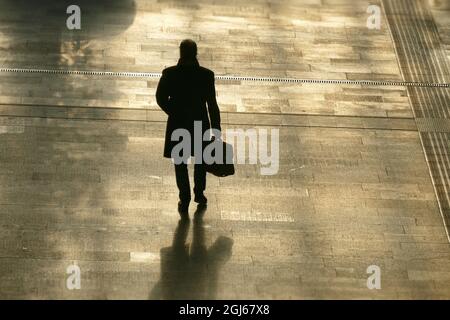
156, 39, 221, 215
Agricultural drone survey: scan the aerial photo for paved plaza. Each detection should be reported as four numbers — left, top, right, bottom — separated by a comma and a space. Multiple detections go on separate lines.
0, 0, 449, 299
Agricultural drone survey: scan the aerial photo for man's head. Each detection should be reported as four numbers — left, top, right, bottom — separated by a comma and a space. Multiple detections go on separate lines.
179, 39, 197, 61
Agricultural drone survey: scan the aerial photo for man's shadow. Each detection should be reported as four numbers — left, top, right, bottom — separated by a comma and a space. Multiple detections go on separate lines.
149, 207, 233, 300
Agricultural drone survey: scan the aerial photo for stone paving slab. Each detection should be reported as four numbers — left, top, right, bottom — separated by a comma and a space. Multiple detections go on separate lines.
0, 103, 417, 131
0, 72, 413, 117
0, 0, 401, 80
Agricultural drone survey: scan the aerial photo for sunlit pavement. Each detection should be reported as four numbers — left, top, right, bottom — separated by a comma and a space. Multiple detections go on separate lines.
0, 0, 449, 299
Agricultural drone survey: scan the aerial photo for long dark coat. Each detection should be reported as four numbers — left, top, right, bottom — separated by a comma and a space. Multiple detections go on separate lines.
156, 59, 221, 159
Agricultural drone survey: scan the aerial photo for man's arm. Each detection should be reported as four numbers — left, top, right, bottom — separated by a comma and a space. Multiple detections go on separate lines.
156, 70, 171, 115
206, 72, 221, 133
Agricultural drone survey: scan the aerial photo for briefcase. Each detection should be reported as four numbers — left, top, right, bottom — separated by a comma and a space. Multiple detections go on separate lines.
204, 139, 235, 177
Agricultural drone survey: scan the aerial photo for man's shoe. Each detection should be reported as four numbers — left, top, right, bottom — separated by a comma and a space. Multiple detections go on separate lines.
194, 194, 207, 205
178, 201, 189, 216
194, 204, 207, 221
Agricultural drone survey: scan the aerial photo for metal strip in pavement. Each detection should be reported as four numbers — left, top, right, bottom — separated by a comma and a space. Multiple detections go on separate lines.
0, 67, 448, 88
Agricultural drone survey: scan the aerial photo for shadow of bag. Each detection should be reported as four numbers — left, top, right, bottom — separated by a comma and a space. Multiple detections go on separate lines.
204, 139, 235, 177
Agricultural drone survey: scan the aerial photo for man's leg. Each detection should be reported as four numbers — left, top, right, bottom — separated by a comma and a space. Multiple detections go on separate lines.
174, 163, 191, 205
193, 163, 207, 204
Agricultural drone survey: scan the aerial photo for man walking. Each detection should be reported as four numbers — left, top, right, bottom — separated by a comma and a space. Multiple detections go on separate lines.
156, 39, 221, 216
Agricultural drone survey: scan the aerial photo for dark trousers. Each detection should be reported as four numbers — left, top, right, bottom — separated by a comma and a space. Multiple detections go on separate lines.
174, 163, 206, 202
